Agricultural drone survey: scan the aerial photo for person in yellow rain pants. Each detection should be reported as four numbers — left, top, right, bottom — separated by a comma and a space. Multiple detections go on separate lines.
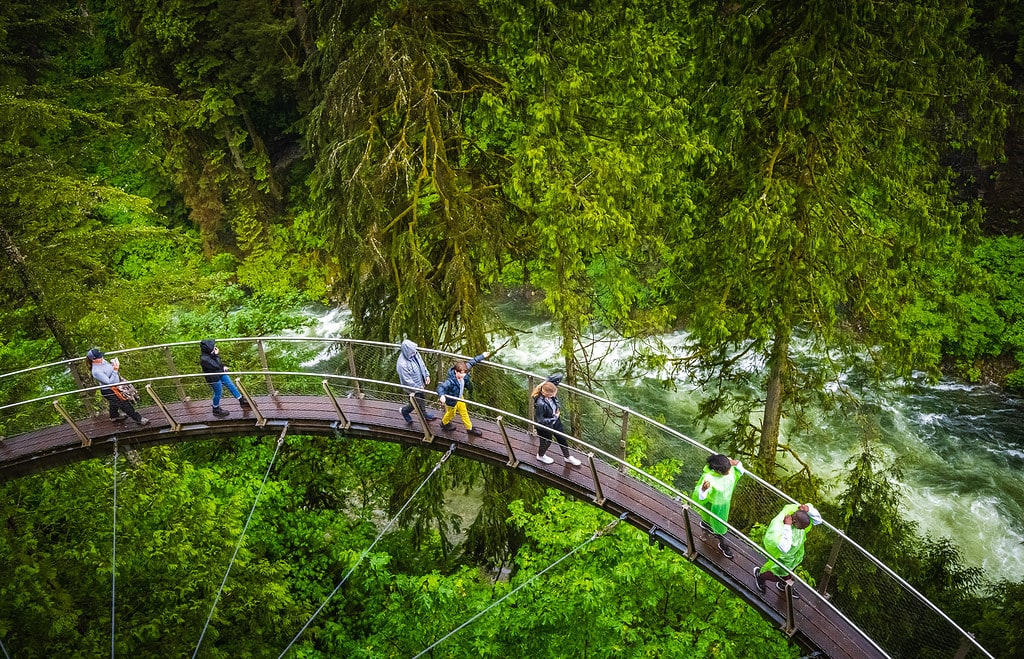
436, 351, 489, 436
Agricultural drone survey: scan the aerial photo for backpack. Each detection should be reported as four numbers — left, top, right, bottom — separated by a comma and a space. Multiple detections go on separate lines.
113, 380, 141, 403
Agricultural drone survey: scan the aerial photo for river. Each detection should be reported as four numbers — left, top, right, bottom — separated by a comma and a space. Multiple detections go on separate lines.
293, 302, 1024, 583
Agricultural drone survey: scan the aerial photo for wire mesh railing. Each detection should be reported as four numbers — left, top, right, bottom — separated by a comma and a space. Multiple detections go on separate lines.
0, 338, 992, 659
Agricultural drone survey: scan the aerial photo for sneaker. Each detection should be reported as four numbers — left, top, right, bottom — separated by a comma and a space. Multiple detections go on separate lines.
565, 455, 582, 466
136, 417, 150, 426
467, 427, 483, 436
753, 568, 765, 594
425, 413, 437, 421
536, 454, 555, 465
440, 423, 454, 431
212, 406, 230, 418
111, 415, 127, 423
400, 407, 413, 423
699, 520, 714, 533
718, 540, 734, 560
777, 581, 800, 599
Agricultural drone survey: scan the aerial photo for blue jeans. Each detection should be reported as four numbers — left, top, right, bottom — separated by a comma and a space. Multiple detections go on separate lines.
210, 375, 241, 406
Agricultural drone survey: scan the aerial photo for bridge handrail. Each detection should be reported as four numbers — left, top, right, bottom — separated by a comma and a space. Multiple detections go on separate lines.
0, 338, 993, 659
0, 368, 893, 658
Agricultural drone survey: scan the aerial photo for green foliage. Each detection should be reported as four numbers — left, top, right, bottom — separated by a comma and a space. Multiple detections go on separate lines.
483, 0, 703, 384
306, 0, 509, 346
972, 580, 1024, 658
2, 0, 1023, 655
664, 0, 1014, 476
0, 449, 302, 656
900, 235, 1024, 381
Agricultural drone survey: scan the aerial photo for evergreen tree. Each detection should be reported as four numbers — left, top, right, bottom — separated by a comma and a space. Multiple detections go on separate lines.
670, 0, 1012, 476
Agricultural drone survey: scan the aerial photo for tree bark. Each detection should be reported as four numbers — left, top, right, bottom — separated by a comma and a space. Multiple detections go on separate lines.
293, 0, 316, 58
759, 327, 790, 477
0, 224, 94, 413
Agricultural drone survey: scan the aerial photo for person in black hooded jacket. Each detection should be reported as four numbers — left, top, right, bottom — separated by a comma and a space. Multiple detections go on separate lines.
199, 339, 249, 417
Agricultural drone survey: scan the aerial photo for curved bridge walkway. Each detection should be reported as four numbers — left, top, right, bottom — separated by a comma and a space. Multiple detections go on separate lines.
0, 338, 992, 659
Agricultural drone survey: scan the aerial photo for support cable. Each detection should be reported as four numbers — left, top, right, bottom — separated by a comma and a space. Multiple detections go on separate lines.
411, 513, 627, 659
192, 423, 289, 658
0, 636, 8, 659
278, 443, 457, 659
111, 440, 118, 659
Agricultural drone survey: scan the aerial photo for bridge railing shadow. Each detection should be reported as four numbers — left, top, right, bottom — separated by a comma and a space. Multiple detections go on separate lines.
0, 338, 993, 659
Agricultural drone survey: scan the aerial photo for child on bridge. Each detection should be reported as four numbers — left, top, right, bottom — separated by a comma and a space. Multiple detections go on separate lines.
436, 351, 490, 436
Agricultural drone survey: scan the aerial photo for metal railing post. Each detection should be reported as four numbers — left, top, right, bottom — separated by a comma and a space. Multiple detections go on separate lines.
411, 393, 433, 443
680, 504, 699, 560
53, 400, 91, 447
321, 380, 350, 430
234, 378, 267, 427
527, 376, 536, 426
817, 534, 845, 598
145, 383, 181, 432
162, 346, 188, 401
346, 341, 363, 399
69, 363, 96, 416
619, 410, 629, 473
782, 582, 797, 636
496, 417, 519, 468
587, 452, 605, 505
256, 339, 277, 396
954, 636, 974, 659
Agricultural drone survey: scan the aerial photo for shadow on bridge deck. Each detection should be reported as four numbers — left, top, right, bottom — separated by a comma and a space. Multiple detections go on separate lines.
0, 393, 883, 659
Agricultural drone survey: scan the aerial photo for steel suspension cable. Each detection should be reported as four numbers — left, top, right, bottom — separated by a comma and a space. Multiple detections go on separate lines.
411, 513, 626, 659
111, 440, 118, 659
192, 423, 289, 658
277, 443, 457, 659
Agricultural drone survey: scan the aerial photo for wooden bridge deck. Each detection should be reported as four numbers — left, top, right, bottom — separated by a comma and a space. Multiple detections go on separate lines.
0, 394, 884, 659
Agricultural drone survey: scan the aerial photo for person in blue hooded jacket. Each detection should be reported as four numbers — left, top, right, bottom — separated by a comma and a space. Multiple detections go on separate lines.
396, 339, 435, 423
436, 351, 489, 436
200, 339, 249, 417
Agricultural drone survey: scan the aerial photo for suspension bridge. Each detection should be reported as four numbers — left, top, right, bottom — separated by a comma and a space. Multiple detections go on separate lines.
0, 338, 993, 658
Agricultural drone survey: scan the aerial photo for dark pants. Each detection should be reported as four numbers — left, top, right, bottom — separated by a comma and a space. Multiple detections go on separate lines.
537, 418, 569, 458
101, 389, 142, 422
401, 391, 432, 420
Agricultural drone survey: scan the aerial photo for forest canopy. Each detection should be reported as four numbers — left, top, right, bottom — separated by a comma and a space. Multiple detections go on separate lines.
2, 0, 1024, 656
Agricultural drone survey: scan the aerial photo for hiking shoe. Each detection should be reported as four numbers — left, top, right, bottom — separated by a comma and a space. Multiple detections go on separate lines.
212, 406, 230, 418
699, 520, 714, 533
777, 581, 800, 599
400, 407, 413, 423
238, 398, 251, 408
467, 427, 483, 436
136, 417, 151, 426
536, 454, 554, 465
753, 568, 765, 594
718, 541, 734, 560
440, 423, 455, 431
565, 455, 582, 466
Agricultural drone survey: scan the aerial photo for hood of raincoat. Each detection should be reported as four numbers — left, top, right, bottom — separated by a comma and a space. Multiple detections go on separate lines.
400, 339, 419, 359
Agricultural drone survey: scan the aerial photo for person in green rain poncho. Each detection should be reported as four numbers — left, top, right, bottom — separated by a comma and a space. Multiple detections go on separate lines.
692, 453, 745, 559
754, 502, 823, 599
